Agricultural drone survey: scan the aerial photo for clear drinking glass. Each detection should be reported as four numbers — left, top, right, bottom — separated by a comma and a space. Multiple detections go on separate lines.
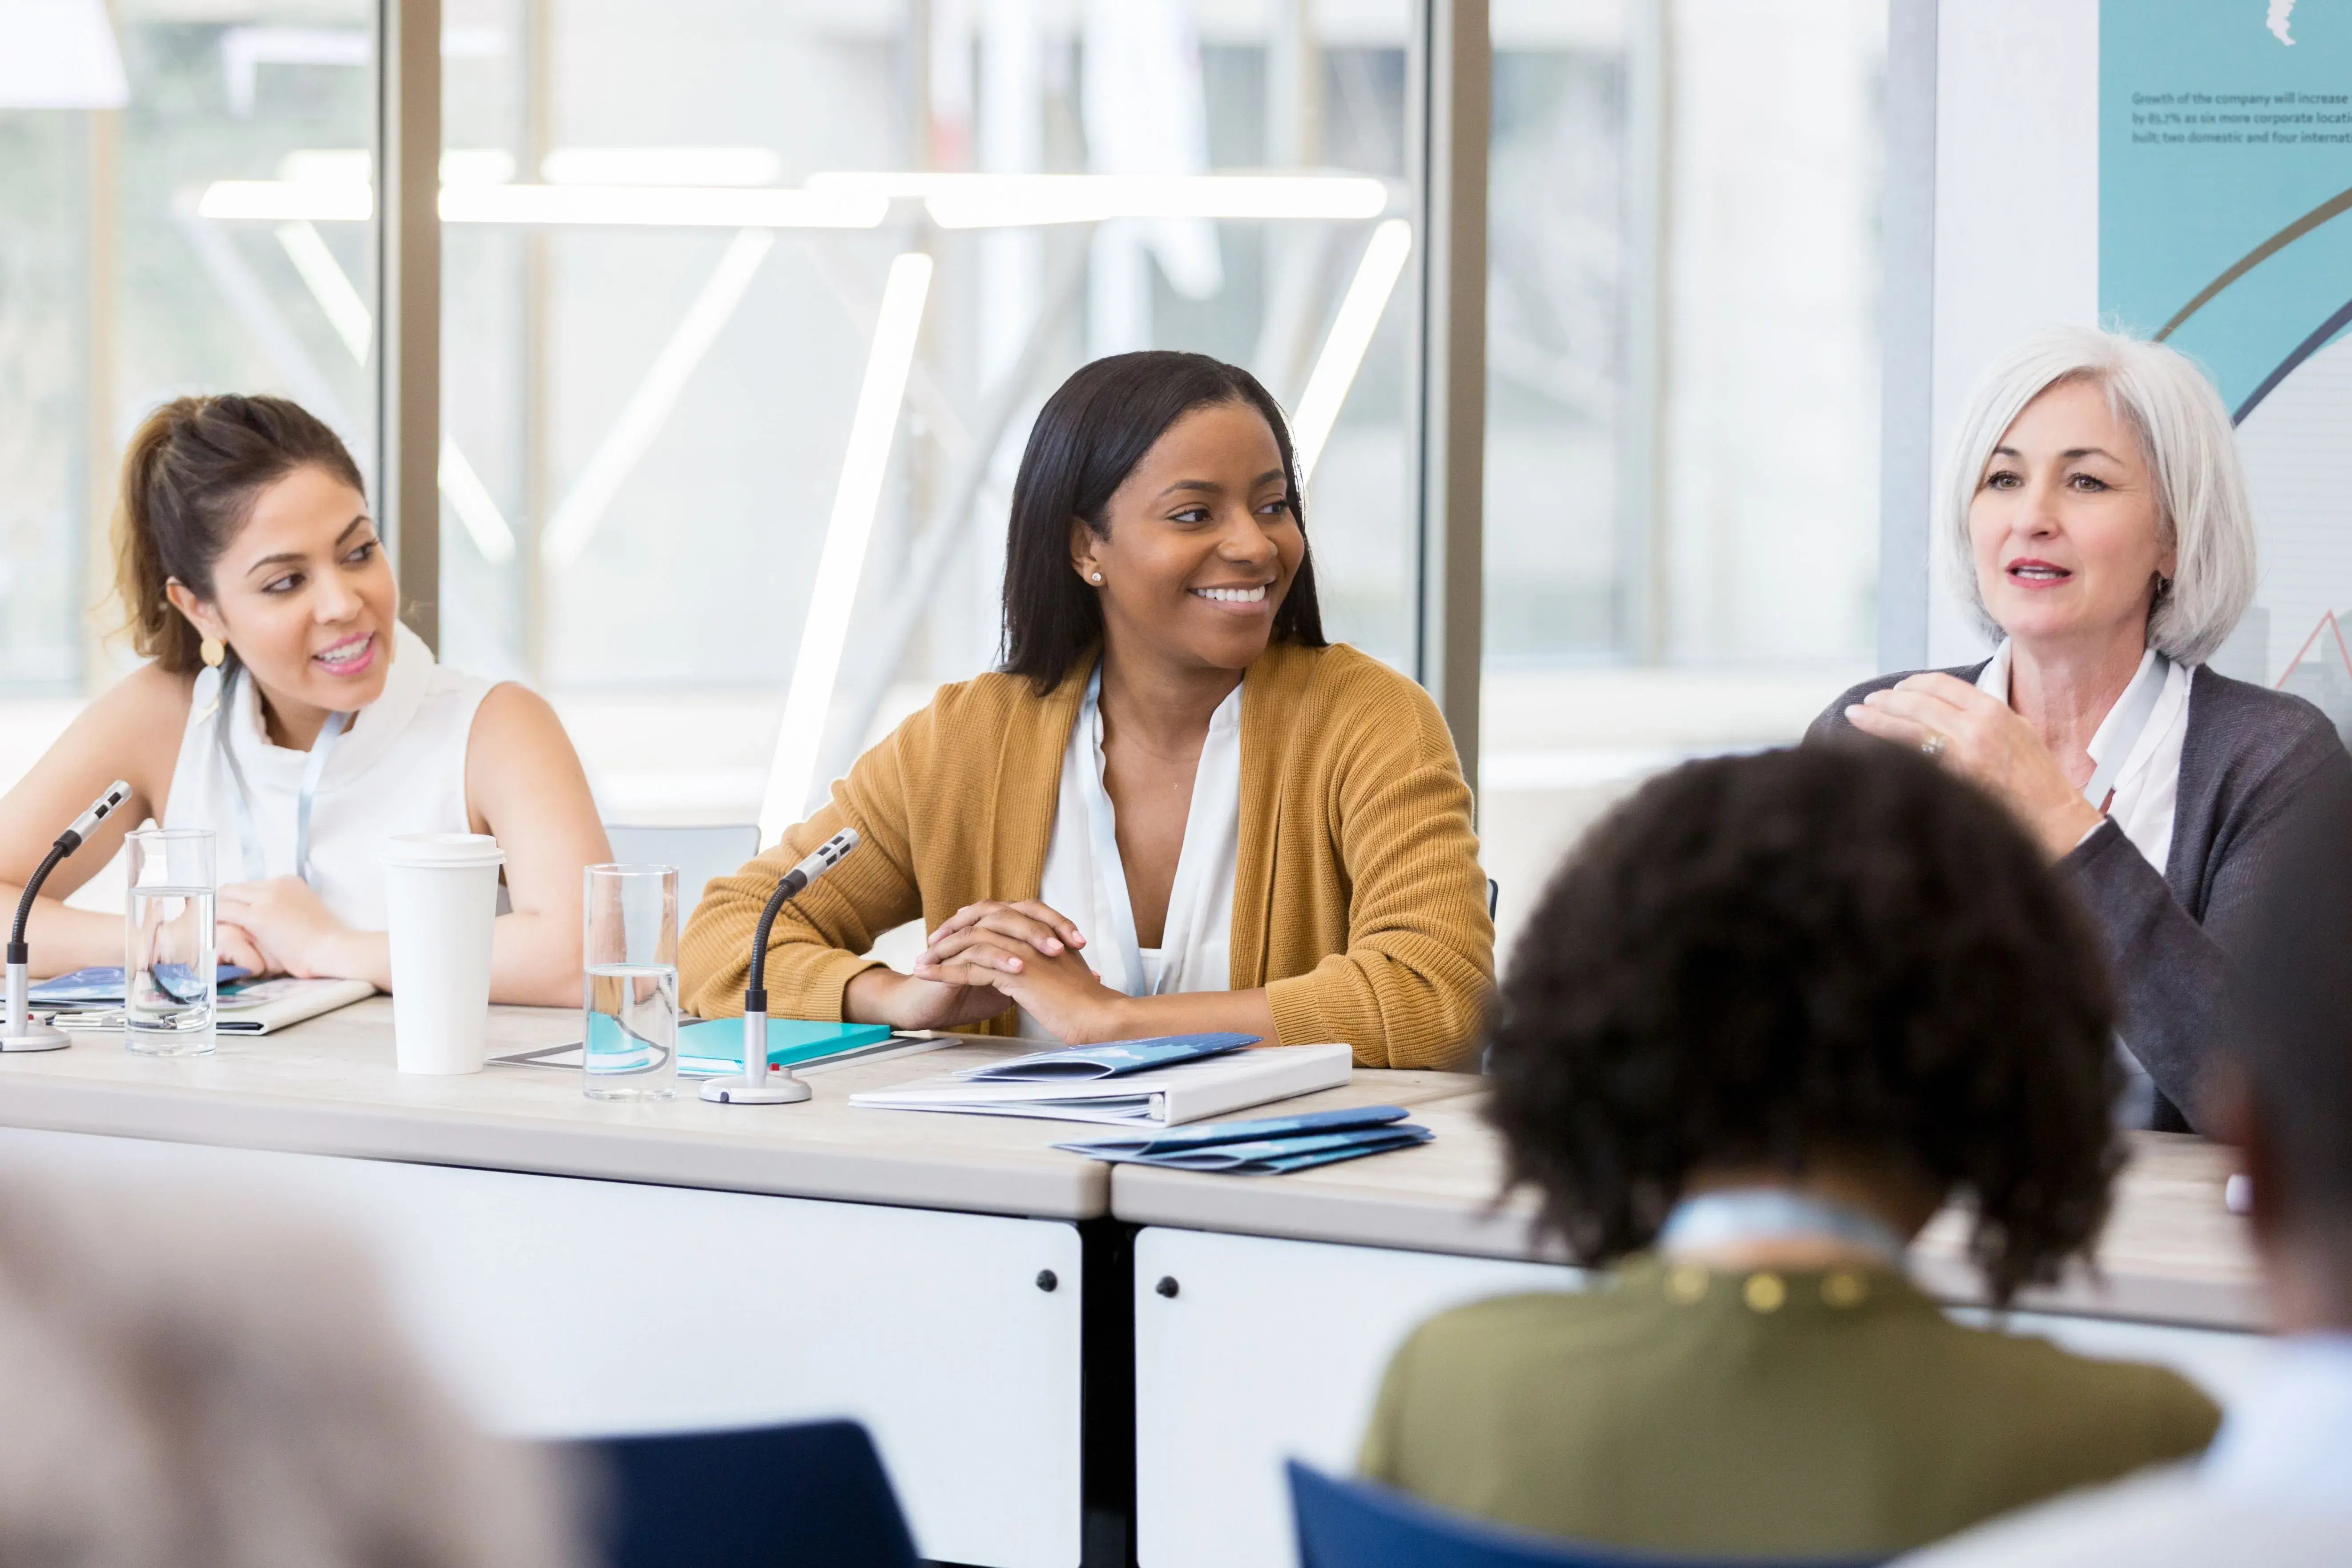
582, 864, 679, 1101
125, 828, 218, 1056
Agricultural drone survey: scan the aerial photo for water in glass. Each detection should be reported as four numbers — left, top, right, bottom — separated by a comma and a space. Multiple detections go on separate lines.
583, 962, 677, 1099
126, 886, 217, 1054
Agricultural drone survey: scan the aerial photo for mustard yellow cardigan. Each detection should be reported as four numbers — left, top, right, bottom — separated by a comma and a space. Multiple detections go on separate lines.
678, 641, 1493, 1068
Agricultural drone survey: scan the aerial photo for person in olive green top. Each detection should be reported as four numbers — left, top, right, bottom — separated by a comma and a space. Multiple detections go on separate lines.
1360, 741, 2220, 1560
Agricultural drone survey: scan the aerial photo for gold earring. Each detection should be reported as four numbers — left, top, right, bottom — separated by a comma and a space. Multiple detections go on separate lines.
199, 636, 225, 669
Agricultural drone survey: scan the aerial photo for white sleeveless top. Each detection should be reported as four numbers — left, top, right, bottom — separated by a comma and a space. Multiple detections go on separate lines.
163, 623, 492, 930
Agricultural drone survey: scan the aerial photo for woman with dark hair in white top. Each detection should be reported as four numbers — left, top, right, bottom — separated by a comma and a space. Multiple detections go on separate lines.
0, 394, 609, 1004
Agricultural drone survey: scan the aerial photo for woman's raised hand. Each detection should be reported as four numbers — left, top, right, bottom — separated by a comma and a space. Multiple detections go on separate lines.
1846, 673, 2106, 859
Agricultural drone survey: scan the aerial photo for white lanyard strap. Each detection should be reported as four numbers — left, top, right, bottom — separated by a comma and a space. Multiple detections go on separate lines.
215, 665, 350, 885
2081, 651, 2172, 811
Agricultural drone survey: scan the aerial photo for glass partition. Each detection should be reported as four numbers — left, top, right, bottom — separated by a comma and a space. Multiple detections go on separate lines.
1481, 0, 1887, 951
413, 0, 1424, 834
0, 0, 379, 691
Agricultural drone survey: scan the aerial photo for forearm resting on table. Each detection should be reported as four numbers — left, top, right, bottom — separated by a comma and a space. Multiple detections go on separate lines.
7, 896, 126, 978
1089, 987, 1277, 1043
487, 912, 587, 1008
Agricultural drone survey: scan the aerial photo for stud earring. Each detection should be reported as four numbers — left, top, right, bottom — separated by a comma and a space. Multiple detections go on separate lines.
199, 636, 225, 669
1090, 571, 1103, 584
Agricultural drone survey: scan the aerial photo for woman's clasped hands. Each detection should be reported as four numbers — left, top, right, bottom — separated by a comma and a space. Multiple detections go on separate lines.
848, 898, 1135, 1041
215, 876, 360, 980
1845, 673, 2107, 859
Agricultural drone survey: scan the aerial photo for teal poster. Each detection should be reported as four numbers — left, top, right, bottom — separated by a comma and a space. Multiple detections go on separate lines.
2102, 0, 2352, 708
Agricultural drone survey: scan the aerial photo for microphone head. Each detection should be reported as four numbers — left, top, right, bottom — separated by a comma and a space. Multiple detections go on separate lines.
66, 780, 132, 843
776, 829, 861, 902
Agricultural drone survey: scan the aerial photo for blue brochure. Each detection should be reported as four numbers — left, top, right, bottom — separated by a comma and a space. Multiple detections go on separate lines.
1055, 1104, 1411, 1159
31, 964, 252, 1006
1055, 1106, 1432, 1173
956, 1031, 1259, 1082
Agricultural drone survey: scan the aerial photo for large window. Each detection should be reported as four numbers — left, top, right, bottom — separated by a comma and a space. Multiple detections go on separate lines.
1481, 0, 1886, 947
423, 0, 1422, 834
1, 0, 380, 691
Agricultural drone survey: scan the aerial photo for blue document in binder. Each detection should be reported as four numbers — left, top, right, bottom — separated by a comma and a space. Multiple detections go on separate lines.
1053, 1104, 1432, 1173
956, 1031, 1258, 1082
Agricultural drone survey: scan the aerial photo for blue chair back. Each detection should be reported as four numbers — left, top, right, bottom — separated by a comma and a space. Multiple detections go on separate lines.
581, 1419, 919, 1568
1287, 1462, 1883, 1568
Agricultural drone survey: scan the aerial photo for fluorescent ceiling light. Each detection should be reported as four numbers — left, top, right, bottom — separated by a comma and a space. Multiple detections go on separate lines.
438, 438, 517, 565
0, 0, 127, 108
761, 252, 936, 841
1292, 218, 1413, 480
200, 179, 372, 222
272, 221, 370, 361
807, 170, 1391, 228
541, 229, 779, 568
439, 184, 884, 228
541, 146, 783, 188
196, 180, 887, 229
275, 148, 512, 185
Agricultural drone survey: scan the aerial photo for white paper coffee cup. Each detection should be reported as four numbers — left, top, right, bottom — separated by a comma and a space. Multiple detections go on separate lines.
379, 833, 506, 1075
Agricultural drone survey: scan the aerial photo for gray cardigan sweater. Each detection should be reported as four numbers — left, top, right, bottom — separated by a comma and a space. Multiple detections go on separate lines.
1812, 663, 2352, 1131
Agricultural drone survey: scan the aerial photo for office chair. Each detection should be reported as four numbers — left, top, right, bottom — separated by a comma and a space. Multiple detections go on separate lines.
578, 1419, 920, 1568
604, 823, 762, 923
1288, 1462, 1884, 1568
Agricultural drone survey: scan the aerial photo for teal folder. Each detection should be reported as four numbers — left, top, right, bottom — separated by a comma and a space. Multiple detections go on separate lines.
676, 1017, 895, 1077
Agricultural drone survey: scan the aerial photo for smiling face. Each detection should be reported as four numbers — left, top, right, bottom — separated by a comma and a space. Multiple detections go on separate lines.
1969, 375, 2174, 657
164, 464, 400, 726
1069, 398, 1305, 675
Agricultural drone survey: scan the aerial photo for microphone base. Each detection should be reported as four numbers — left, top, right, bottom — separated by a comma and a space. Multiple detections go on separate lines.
698, 1069, 811, 1105
0, 1020, 70, 1053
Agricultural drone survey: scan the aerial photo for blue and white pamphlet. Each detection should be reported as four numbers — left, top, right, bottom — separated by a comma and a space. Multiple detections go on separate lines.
31, 963, 252, 1006
1054, 1104, 1433, 1173
952, 1032, 1258, 1082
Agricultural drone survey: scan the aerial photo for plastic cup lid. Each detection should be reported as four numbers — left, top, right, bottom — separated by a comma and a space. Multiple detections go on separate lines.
379, 832, 506, 869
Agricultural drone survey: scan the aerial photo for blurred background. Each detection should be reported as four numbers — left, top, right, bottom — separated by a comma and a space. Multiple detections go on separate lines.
0, 0, 1884, 956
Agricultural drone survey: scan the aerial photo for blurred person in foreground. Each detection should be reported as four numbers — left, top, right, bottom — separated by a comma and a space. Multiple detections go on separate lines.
1359, 742, 2219, 1560
0, 1176, 583, 1568
1902, 786, 2352, 1566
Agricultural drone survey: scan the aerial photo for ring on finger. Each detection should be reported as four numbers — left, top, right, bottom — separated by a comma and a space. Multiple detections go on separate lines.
1919, 731, 1949, 759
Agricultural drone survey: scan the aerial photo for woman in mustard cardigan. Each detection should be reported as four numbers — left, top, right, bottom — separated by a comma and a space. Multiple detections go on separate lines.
678, 351, 1492, 1069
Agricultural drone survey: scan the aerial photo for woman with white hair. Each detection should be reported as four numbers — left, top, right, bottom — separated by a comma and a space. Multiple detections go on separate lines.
1815, 324, 2352, 1131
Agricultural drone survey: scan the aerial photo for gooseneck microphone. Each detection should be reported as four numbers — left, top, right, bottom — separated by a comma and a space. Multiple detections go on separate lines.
4, 780, 132, 1054
701, 828, 860, 1106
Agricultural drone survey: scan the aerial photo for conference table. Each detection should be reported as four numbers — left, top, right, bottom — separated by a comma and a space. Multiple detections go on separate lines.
0, 1002, 2261, 1568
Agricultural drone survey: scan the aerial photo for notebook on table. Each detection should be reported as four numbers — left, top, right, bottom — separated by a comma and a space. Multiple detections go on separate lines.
849, 1039, 1351, 1128
48, 976, 375, 1036
1054, 1104, 1433, 1173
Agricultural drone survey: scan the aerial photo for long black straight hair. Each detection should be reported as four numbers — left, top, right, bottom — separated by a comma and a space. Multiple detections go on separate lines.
1000, 350, 1327, 691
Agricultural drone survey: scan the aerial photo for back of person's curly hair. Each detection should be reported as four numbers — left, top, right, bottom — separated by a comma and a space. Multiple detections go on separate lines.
1485, 740, 2122, 1306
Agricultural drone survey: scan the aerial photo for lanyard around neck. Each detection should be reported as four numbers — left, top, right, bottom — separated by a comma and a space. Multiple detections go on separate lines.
214, 665, 350, 884
1657, 1189, 1910, 1265
2079, 650, 2173, 813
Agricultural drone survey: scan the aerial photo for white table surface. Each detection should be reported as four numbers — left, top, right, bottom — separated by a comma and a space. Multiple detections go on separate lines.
1112, 1094, 2263, 1330
0, 1000, 1484, 1219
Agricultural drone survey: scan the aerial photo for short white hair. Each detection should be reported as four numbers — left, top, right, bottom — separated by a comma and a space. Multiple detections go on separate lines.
1940, 324, 2257, 667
